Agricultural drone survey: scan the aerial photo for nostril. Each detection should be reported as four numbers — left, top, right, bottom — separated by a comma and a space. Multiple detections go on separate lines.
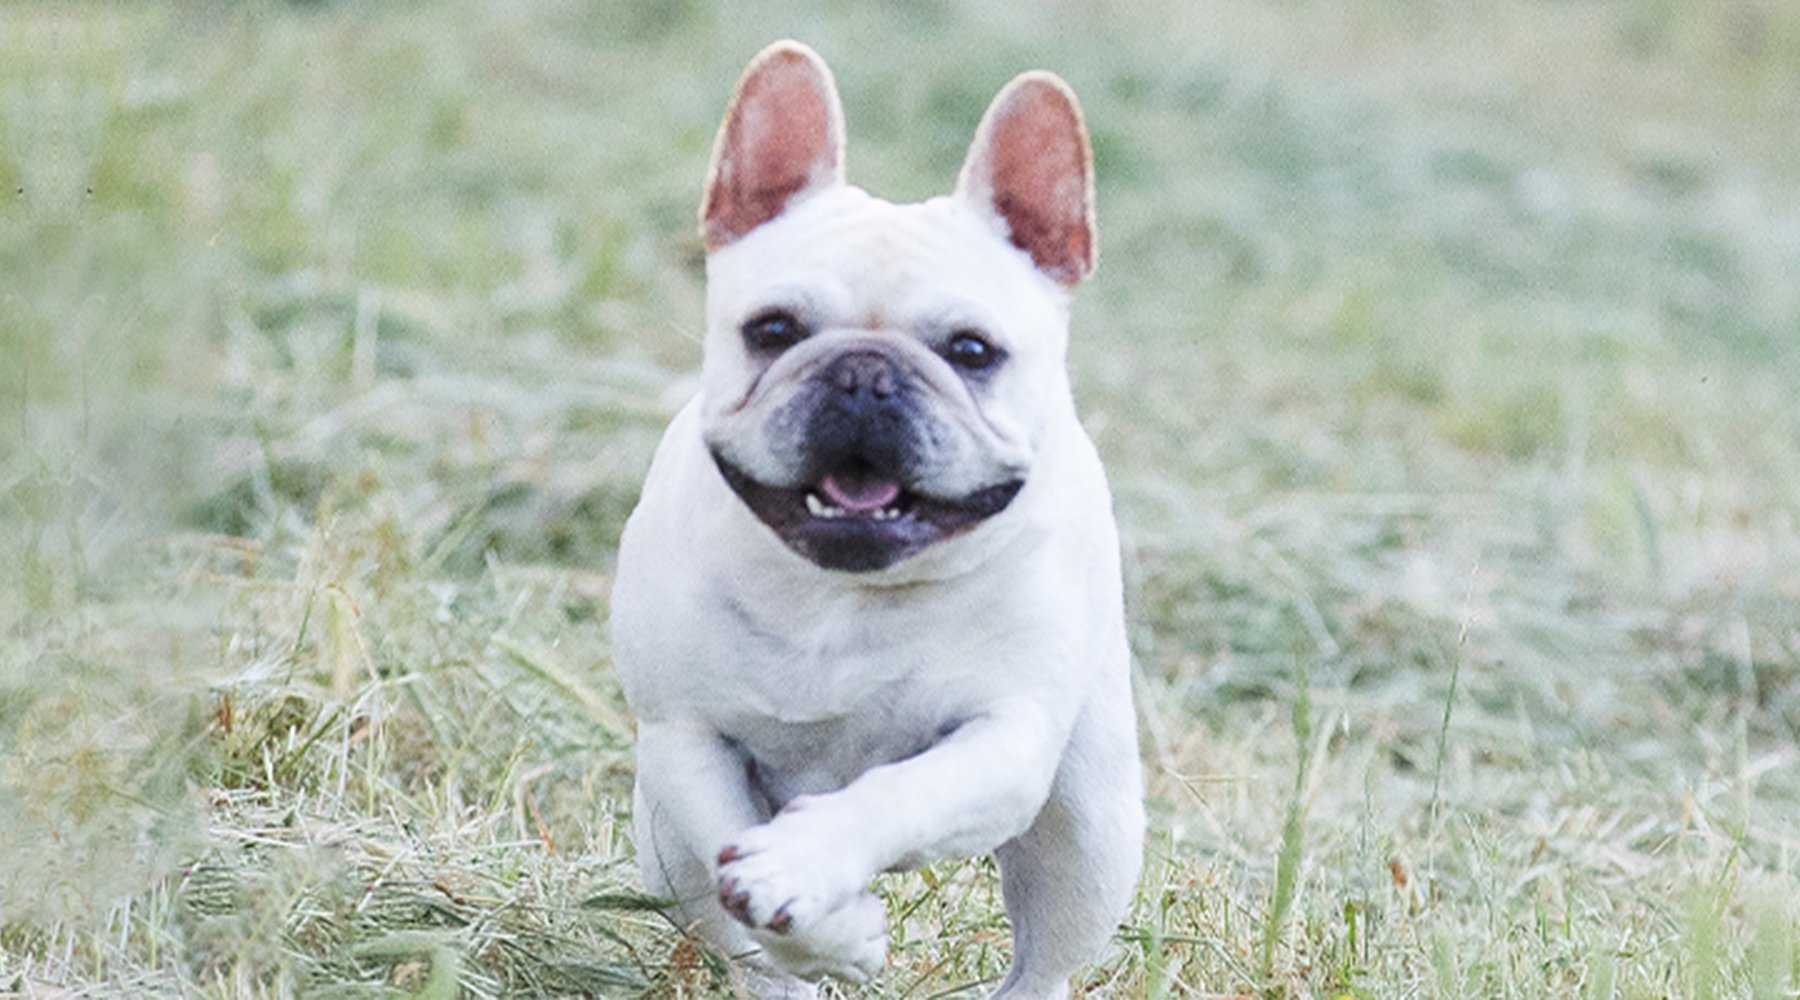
828, 352, 901, 399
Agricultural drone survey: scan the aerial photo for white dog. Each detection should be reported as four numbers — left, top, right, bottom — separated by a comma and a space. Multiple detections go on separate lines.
610, 41, 1143, 1000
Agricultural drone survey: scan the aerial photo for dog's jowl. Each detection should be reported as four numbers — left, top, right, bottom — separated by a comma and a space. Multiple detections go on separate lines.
611, 40, 1143, 1000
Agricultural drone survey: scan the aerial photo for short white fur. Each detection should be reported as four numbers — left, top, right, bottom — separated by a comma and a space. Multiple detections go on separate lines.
611, 40, 1143, 1000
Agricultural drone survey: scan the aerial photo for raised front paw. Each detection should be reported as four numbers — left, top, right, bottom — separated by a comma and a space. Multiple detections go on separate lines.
715, 797, 872, 937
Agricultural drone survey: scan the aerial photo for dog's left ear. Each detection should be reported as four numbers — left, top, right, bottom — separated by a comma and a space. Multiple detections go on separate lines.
956, 72, 1095, 287
701, 40, 847, 251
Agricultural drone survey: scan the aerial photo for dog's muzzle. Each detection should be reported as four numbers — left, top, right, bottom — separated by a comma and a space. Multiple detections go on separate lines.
712, 349, 1023, 573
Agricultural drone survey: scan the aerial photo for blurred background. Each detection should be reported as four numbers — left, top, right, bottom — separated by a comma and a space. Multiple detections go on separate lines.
3, 1, 1797, 996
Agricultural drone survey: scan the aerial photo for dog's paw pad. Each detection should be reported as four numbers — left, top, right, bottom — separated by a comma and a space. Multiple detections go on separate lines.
716, 850, 826, 930
715, 814, 866, 934
718, 878, 752, 923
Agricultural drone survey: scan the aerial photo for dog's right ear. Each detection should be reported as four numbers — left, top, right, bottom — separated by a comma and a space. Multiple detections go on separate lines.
700, 41, 846, 251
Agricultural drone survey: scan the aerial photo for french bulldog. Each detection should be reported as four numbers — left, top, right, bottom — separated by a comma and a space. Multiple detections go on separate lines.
610, 40, 1143, 1000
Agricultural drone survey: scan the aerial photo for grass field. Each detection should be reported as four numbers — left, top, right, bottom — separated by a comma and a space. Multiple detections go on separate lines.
5, 0, 1800, 996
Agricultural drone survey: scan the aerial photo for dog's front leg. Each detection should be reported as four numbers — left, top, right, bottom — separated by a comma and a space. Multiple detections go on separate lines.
633, 720, 765, 934
717, 697, 1066, 936
634, 720, 763, 872
635, 720, 887, 991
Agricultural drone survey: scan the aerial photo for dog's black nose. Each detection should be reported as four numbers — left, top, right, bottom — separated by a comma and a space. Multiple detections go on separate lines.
802, 349, 918, 481
826, 351, 899, 400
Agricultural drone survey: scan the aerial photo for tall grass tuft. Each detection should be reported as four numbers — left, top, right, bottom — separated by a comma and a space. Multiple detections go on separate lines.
1261, 656, 1313, 979
1745, 889, 1791, 1000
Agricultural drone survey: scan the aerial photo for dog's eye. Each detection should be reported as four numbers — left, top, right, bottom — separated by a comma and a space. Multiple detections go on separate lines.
944, 331, 1002, 372
742, 310, 809, 353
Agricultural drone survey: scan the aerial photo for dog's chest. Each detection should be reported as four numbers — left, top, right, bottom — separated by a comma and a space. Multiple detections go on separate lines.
709, 583, 969, 705
729, 705, 944, 807
704, 587, 987, 799
716, 644, 954, 807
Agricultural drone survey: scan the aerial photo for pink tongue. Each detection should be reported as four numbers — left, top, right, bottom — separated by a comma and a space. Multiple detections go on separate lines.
819, 473, 902, 513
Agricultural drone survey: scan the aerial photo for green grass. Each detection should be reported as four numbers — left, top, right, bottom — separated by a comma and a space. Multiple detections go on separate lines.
5, 0, 1799, 996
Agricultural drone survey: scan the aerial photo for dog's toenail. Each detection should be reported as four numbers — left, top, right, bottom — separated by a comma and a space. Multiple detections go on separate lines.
717, 845, 741, 865
769, 907, 793, 934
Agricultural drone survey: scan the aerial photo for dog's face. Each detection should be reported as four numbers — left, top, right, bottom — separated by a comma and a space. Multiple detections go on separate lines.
696, 44, 1095, 574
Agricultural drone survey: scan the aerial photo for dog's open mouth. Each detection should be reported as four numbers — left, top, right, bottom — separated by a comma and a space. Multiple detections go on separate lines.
804, 468, 906, 520
712, 455, 1023, 573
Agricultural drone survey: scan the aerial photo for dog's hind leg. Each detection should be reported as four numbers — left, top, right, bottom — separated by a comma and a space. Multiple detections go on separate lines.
990, 692, 1143, 1000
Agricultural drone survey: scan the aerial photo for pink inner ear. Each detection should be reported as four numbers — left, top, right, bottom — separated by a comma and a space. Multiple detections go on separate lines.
703, 50, 842, 249
971, 81, 1094, 286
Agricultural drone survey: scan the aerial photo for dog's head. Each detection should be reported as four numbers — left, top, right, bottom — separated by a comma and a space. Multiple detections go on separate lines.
697, 42, 1095, 574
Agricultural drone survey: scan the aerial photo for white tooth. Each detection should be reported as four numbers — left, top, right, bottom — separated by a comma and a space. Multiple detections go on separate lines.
810, 489, 849, 514
805, 493, 845, 518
